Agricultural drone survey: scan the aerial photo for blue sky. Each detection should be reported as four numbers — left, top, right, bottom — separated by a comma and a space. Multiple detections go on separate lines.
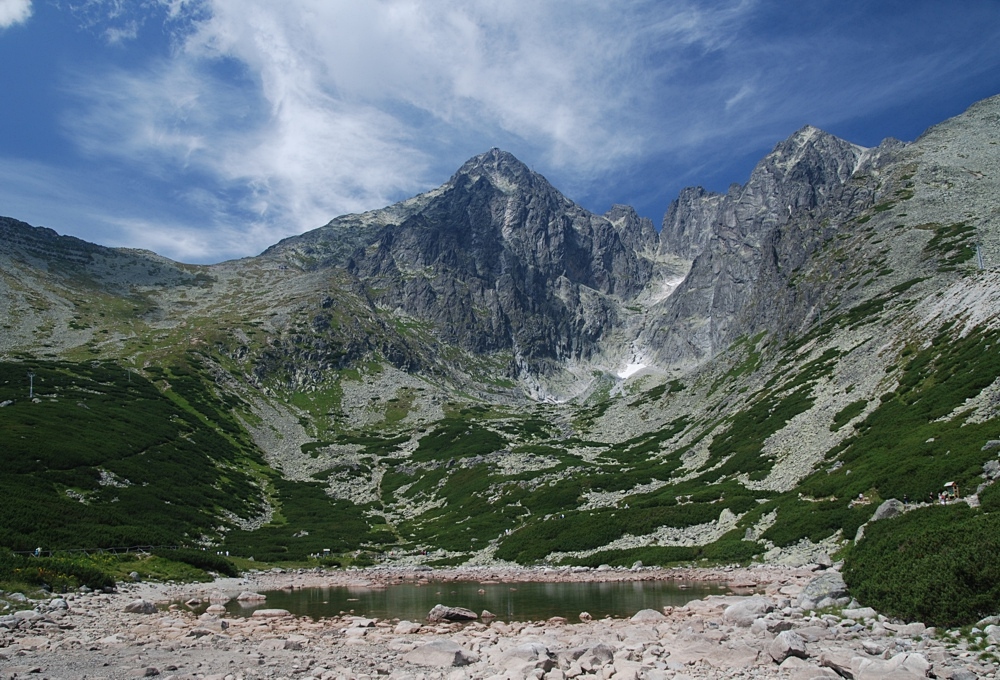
2, 0, 1000, 263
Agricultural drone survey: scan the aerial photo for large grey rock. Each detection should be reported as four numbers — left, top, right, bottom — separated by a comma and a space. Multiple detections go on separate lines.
403, 639, 477, 667
123, 599, 157, 615
768, 631, 808, 663
723, 597, 774, 626
427, 604, 478, 622
498, 642, 555, 672
630, 608, 667, 622
798, 571, 849, 610
871, 499, 905, 522
842, 606, 878, 620
853, 651, 930, 680
394, 620, 422, 634
250, 608, 291, 618
236, 591, 266, 601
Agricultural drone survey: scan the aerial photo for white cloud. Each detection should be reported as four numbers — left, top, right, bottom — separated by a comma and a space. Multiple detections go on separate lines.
62, 0, 758, 248
0, 0, 31, 28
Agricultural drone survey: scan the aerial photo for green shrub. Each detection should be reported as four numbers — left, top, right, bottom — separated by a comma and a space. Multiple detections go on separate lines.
150, 548, 239, 577
0, 552, 115, 591
843, 505, 1000, 627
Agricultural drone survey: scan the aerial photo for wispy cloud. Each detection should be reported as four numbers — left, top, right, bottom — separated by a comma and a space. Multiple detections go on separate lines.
0, 0, 31, 28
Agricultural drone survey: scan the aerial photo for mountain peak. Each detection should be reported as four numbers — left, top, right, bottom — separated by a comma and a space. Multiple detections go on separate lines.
452, 148, 537, 192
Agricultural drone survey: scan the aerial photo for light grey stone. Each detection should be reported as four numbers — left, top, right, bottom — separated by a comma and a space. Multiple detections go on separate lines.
123, 599, 157, 615
769, 631, 808, 663
871, 499, 905, 522
403, 640, 477, 668
723, 596, 774, 626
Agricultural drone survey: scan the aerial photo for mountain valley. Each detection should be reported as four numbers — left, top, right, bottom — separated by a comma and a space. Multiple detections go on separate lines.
2, 93, 1000, 623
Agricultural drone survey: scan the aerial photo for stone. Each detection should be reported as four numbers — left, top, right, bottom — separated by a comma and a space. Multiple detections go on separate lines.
394, 620, 423, 634
723, 596, 774, 626
842, 607, 877, 620
427, 604, 478, 622
751, 616, 793, 635
403, 640, 476, 667
237, 591, 267, 601
871, 499, 905, 522
984, 624, 1000, 644
498, 642, 554, 672
853, 652, 931, 680
578, 643, 615, 670
578, 612, 592, 622
947, 671, 980, 680
630, 608, 666, 623
769, 631, 808, 663
885, 621, 926, 637
123, 599, 157, 615
258, 638, 302, 651
798, 572, 849, 609
250, 608, 291, 618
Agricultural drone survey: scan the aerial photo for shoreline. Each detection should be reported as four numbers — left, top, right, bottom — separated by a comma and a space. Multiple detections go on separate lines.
130, 563, 821, 605
3, 563, 994, 680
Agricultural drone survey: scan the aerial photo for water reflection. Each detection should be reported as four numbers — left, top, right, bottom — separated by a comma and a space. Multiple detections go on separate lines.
222, 579, 727, 622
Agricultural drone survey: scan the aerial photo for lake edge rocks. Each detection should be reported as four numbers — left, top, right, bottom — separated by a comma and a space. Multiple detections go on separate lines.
0, 564, 996, 680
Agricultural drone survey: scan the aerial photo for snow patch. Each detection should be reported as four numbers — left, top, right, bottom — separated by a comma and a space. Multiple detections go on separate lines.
618, 362, 647, 379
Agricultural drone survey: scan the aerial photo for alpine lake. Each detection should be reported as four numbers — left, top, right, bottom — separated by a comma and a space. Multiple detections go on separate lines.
199, 579, 733, 622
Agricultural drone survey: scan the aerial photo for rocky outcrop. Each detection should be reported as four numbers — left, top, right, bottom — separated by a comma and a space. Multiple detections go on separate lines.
267, 149, 658, 379
643, 126, 890, 366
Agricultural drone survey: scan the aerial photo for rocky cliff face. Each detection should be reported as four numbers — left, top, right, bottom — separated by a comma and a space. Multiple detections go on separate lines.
640, 127, 898, 366
268, 149, 659, 380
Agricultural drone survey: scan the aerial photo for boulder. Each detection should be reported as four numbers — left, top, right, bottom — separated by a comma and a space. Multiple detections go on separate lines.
578, 643, 615, 671
250, 608, 291, 618
768, 631, 808, 663
630, 608, 667, 623
403, 640, 476, 667
257, 638, 300, 652
798, 571, 849, 610
498, 642, 554, 672
985, 624, 1000, 645
236, 591, 266, 602
394, 620, 422, 635
853, 652, 931, 680
871, 499, 905, 522
427, 604, 478, 622
47, 598, 69, 611
723, 596, 774, 626
123, 599, 157, 615
841, 607, 878, 620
